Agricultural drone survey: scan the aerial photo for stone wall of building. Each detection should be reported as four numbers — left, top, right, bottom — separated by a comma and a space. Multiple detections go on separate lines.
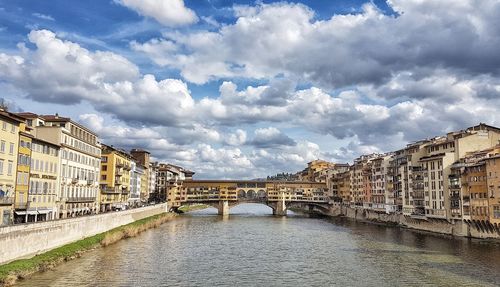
320, 205, 500, 240
0, 203, 168, 264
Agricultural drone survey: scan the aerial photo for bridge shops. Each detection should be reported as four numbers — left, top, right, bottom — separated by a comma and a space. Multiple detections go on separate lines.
174, 180, 330, 216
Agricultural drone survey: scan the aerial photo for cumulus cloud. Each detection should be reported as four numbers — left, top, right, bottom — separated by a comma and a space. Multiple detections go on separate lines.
0, 30, 194, 126
3, 30, 500, 160
249, 127, 296, 148
132, 0, 500, 88
3, 0, 500, 179
226, 129, 247, 146
116, 0, 198, 27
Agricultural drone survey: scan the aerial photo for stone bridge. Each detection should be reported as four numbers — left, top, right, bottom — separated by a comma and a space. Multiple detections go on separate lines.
172, 180, 332, 216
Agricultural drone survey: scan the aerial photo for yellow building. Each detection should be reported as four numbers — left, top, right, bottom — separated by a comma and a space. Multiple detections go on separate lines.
100, 144, 132, 211
13, 123, 33, 223
306, 159, 335, 182
0, 109, 23, 226
27, 138, 60, 222
157, 164, 186, 208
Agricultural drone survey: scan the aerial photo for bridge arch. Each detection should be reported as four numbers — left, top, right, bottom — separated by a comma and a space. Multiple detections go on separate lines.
246, 190, 256, 199
237, 189, 246, 199
286, 201, 331, 215
257, 189, 267, 199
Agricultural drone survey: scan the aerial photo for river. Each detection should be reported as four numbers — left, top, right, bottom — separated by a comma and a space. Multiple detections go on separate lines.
17, 204, 500, 287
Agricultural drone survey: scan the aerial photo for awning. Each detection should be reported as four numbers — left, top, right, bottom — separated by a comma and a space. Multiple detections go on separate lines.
27, 210, 38, 215
14, 211, 26, 215
37, 208, 52, 214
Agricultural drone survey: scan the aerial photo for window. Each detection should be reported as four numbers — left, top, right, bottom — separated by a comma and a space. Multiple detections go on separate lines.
10, 124, 15, 133
0, 140, 5, 153
494, 206, 500, 219
9, 143, 14, 155
2, 121, 6, 130
0, 160, 3, 175
7, 161, 13, 176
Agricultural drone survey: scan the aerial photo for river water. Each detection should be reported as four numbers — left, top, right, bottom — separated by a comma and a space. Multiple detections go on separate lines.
18, 204, 500, 287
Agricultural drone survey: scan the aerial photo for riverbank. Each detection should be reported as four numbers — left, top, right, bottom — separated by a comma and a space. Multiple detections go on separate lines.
312, 205, 500, 240
0, 212, 176, 287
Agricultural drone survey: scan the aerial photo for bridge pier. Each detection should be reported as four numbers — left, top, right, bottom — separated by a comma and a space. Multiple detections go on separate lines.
218, 200, 229, 216
273, 198, 287, 216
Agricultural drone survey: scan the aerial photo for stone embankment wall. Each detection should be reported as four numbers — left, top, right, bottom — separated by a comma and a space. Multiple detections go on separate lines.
0, 204, 168, 265
322, 205, 500, 240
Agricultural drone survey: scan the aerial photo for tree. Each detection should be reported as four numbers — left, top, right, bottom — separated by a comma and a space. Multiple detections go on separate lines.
0, 98, 9, 111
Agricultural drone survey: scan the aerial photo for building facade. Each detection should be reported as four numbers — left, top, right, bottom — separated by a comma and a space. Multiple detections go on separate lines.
0, 109, 22, 225
27, 138, 60, 222
130, 149, 151, 203
100, 144, 132, 211
129, 160, 144, 207
485, 154, 500, 225
13, 123, 32, 223
25, 114, 101, 218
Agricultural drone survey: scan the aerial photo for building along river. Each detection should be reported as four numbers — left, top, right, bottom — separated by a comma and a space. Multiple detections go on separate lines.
17, 204, 500, 287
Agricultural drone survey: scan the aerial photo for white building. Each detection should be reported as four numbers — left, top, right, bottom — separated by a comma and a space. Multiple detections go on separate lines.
129, 160, 143, 207
24, 114, 101, 218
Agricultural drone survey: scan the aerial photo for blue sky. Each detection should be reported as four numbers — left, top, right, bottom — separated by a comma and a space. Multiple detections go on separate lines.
1, 0, 500, 178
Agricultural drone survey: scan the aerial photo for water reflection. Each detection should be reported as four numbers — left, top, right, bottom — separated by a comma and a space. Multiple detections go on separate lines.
17, 203, 500, 287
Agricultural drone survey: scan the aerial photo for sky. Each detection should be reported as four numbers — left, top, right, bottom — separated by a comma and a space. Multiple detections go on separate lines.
1, 0, 500, 179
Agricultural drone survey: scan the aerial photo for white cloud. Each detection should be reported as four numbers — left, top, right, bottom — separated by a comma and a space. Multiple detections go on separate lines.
116, 0, 198, 27
131, 0, 500, 88
250, 127, 296, 147
3, 0, 500, 180
32, 13, 55, 21
0, 30, 194, 126
226, 129, 247, 146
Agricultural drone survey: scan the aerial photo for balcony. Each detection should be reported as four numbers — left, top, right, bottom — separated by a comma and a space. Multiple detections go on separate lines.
87, 179, 93, 185
66, 197, 95, 203
426, 208, 447, 218
102, 187, 121, 194
0, 196, 14, 205
71, 178, 79, 184
412, 176, 424, 182
121, 187, 129, 194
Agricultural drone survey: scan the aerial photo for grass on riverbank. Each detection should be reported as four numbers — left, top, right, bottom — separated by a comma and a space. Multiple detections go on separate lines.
177, 204, 209, 213
0, 212, 176, 287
